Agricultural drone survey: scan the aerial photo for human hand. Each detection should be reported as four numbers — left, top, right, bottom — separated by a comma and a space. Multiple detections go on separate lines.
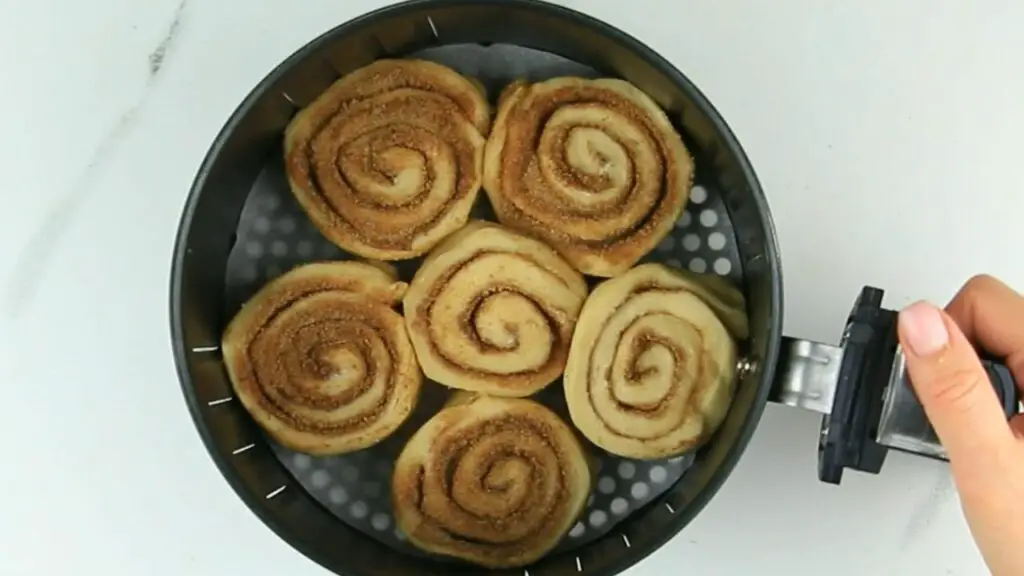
897, 275, 1024, 576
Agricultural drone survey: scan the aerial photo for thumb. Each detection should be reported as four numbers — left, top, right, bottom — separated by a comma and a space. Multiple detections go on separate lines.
897, 301, 1015, 471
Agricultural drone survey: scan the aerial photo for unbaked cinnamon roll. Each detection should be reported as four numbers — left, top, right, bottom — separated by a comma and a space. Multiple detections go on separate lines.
221, 261, 422, 455
283, 59, 489, 260
483, 77, 694, 277
403, 221, 588, 397
391, 393, 592, 568
563, 263, 749, 459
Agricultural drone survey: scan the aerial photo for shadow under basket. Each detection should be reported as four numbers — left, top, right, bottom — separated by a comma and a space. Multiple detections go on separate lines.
169, 1, 783, 576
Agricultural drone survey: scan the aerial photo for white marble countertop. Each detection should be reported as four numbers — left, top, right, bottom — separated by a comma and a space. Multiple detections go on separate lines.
2, 0, 1022, 574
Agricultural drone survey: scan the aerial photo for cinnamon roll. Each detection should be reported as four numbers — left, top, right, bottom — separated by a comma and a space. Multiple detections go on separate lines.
391, 393, 592, 568
403, 221, 588, 397
483, 77, 695, 277
221, 261, 422, 455
283, 59, 489, 261
563, 263, 749, 459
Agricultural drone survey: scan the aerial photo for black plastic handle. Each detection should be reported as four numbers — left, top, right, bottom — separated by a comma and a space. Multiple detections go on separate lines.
982, 357, 1020, 418
818, 286, 1020, 485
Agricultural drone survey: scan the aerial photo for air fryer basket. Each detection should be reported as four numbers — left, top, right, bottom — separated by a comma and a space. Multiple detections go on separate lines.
170, 1, 783, 575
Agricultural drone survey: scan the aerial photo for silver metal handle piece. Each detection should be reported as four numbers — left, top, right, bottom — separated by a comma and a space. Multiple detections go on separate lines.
875, 348, 947, 459
769, 337, 842, 415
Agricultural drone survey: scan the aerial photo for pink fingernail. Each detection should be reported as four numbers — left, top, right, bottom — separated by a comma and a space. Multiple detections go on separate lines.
898, 301, 949, 357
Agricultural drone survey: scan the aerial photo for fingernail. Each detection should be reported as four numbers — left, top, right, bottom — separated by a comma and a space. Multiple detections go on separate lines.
899, 301, 949, 356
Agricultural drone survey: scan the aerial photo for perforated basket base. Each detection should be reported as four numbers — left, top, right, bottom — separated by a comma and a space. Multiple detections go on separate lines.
222, 43, 744, 559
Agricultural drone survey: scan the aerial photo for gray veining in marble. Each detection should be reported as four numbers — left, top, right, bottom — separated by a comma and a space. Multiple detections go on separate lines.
3, 0, 188, 319
150, 0, 186, 76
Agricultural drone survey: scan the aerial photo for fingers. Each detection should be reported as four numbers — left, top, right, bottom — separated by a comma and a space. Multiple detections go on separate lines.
898, 301, 1016, 475
945, 274, 1024, 386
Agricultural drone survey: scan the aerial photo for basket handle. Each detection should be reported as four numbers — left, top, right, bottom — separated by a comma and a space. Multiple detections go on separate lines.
769, 286, 1019, 485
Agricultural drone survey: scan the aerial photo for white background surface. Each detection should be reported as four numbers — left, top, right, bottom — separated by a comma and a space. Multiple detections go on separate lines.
2, 0, 1021, 574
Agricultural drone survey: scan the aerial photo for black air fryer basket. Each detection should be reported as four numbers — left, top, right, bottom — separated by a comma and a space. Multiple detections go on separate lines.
169, 1, 1020, 575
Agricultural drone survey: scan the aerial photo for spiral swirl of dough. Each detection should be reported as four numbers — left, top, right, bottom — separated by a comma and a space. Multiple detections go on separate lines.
563, 263, 749, 459
391, 393, 592, 568
221, 261, 422, 455
403, 221, 588, 397
482, 77, 694, 277
284, 59, 489, 260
